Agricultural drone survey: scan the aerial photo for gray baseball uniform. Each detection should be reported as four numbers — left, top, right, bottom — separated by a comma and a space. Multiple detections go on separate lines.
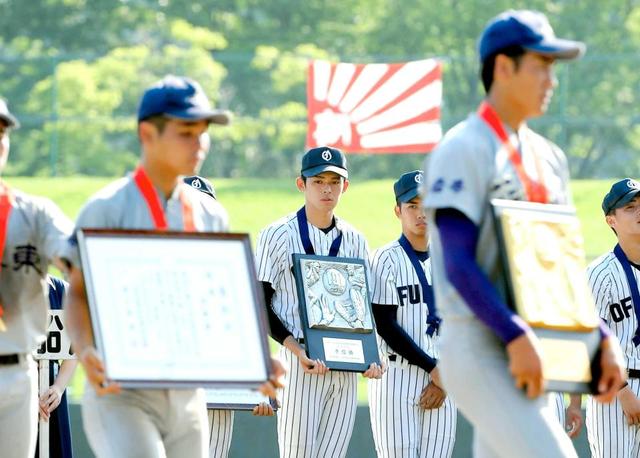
255, 212, 369, 458
423, 111, 577, 458
368, 240, 457, 458
63, 174, 229, 458
586, 252, 640, 457
0, 189, 72, 458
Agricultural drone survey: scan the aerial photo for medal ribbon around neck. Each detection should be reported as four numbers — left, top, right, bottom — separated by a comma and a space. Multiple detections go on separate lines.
478, 101, 548, 203
613, 244, 640, 346
398, 234, 440, 336
133, 166, 195, 232
0, 183, 15, 332
296, 207, 342, 256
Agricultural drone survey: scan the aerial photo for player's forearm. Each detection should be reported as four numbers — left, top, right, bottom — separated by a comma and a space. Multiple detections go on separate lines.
52, 359, 79, 391
568, 393, 582, 409
436, 209, 528, 344
66, 267, 95, 352
261, 281, 292, 344
372, 304, 437, 372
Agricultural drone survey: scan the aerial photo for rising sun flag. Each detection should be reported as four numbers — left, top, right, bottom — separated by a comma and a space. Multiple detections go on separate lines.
306, 59, 443, 154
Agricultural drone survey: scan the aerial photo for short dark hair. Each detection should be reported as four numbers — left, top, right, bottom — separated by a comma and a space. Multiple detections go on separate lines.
139, 114, 168, 133
480, 45, 526, 93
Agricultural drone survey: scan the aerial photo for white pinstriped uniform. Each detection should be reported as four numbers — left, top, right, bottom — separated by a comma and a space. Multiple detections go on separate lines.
256, 211, 369, 458
207, 410, 234, 458
368, 241, 456, 458
586, 252, 640, 457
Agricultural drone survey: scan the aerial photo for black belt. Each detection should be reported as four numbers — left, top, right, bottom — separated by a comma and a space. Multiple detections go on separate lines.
628, 369, 640, 379
0, 354, 20, 365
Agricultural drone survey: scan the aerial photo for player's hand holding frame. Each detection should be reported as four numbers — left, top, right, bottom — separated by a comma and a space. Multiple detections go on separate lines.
79, 346, 121, 395
362, 362, 384, 379
506, 331, 544, 399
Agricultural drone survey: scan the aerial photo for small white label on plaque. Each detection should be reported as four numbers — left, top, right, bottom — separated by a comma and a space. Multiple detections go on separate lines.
322, 337, 365, 364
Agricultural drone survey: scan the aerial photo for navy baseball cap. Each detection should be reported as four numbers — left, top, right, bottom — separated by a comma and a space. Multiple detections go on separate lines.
394, 170, 424, 203
184, 175, 216, 200
478, 10, 586, 62
301, 146, 348, 179
0, 99, 19, 129
138, 75, 231, 124
602, 178, 640, 215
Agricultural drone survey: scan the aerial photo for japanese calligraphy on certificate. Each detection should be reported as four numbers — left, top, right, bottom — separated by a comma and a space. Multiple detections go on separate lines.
77, 230, 271, 389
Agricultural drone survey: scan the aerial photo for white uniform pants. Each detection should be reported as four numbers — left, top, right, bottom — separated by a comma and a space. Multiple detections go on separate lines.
0, 356, 37, 458
439, 317, 577, 458
276, 347, 357, 458
369, 361, 456, 457
83, 386, 208, 458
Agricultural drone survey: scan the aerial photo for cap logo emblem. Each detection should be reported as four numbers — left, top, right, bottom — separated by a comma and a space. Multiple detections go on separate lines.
414, 173, 423, 184
192, 179, 202, 189
628, 180, 640, 191
321, 149, 332, 161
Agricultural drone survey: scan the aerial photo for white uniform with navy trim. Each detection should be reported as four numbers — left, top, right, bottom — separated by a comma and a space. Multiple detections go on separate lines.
368, 240, 456, 458
586, 252, 640, 457
423, 111, 578, 457
255, 212, 369, 458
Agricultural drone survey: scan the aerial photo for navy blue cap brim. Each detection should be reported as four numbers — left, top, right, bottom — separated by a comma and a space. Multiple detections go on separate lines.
605, 189, 640, 214
301, 164, 348, 179
396, 188, 420, 204
523, 38, 586, 60
165, 108, 231, 125
0, 113, 19, 129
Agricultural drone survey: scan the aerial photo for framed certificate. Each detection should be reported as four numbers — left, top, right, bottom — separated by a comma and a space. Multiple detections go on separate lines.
205, 388, 277, 411
292, 254, 380, 372
492, 199, 602, 393
77, 229, 272, 389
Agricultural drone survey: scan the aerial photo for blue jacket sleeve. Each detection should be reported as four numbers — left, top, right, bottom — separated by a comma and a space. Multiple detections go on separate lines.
435, 208, 528, 344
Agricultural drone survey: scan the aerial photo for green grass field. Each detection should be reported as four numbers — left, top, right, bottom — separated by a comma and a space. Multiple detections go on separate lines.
8, 176, 618, 403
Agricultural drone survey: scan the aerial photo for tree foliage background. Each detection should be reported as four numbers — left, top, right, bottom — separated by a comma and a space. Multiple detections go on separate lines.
0, 0, 638, 179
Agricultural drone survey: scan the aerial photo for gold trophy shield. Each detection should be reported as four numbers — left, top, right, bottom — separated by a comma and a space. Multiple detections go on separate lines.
499, 210, 599, 331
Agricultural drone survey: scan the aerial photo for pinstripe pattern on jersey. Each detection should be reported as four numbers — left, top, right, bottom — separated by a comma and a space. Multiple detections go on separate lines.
586, 378, 640, 457
257, 211, 368, 458
277, 347, 357, 458
551, 393, 565, 431
587, 251, 640, 456
207, 409, 234, 458
587, 252, 640, 369
370, 240, 439, 364
369, 241, 455, 457
255, 212, 370, 339
369, 363, 456, 458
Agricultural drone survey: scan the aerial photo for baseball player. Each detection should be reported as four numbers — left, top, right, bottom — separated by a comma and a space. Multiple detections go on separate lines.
63, 75, 235, 457
422, 10, 624, 457
255, 146, 383, 458
586, 178, 640, 457
0, 99, 73, 458
183, 175, 275, 458
368, 170, 456, 458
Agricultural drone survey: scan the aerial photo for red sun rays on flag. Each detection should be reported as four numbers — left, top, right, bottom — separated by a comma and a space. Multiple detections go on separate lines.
306, 59, 443, 154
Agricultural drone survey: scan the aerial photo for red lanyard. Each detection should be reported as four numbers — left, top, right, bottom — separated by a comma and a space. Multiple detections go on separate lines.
0, 184, 14, 331
133, 166, 195, 232
477, 101, 548, 204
